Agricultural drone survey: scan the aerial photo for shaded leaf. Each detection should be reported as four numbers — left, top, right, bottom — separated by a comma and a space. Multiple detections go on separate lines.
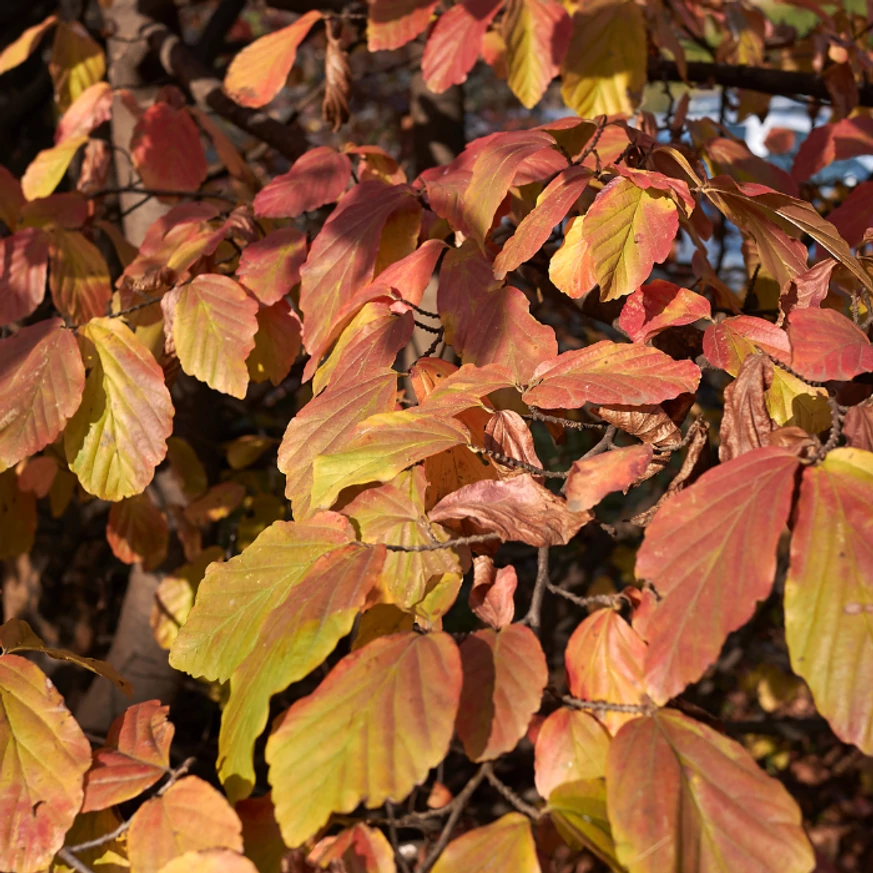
64, 318, 174, 500
236, 227, 307, 306
47, 228, 112, 324
81, 699, 174, 813
218, 543, 385, 802
785, 448, 873, 754
0, 227, 50, 326
787, 307, 873, 382
266, 632, 461, 847
0, 14, 57, 74
523, 342, 700, 409
564, 444, 653, 513
0, 318, 84, 472
131, 102, 207, 193
635, 448, 800, 704
430, 813, 540, 873
549, 780, 620, 871
107, 492, 169, 570
55, 81, 113, 144
0, 470, 37, 558
535, 708, 610, 799
593, 403, 682, 447
792, 116, 873, 182
619, 281, 711, 344
246, 299, 302, 387
127, 775, 243, 873
485, 409, 543, 479
224, 11, 322, 108
606, 709, 814, 873
844, 403, 873, 451
457, 624, 548, 761
367, 0, 437, 51
0, 654, 90, 873
170, 513, 355, 682
470, 556, 517, 630
166, 436, 208, 500
310, 822, 396, 872
0, 164, 24, 233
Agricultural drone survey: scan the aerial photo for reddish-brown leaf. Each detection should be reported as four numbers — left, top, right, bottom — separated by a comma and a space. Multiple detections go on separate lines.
566, 610, 647, 735
430, 474, 591, 547
484, 409, 543, 479
779, 258, 836, 320
787, 307, 873, 382
0, 318, 84, 472
523, 341, 700, 409
792, 115, 873, 181
457, 624, 547, 761
635, 447, 800, 704
702, 315, 791, 376
81, 700, 174, 813
534, 707, 610, 799
493, 165, 590, 279
0, 227, 49, 326
563, 444, 653, 513
719, 354, 775, 463
594, 403, 682, 447
253, 146, 351, 219
844, 403, 873, 451
246, 299, 302, 387
618, 280, 711, 344
106, 492, 169, 570
421, 0, 504, 93
127, 775, 243, 873
131, 102, 207, 193
607, 710, 814, 873
367, 0, 438, 51
0, 471, 37, 558
236, 227, 307, 305
469, 556, 517, 630
0, 164, 24, 231
827, 179, 873, 247
310, 822, 397, 872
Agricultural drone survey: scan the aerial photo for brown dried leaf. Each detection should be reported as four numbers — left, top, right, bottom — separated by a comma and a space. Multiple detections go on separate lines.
719, 354, 775, 463
469, 555, 517, 630
485, 409, 543, 479
322, 20, 350, 133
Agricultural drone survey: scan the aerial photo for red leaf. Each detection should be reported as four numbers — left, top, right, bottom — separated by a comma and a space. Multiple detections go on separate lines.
702, 314, 791, 376
780, 258, 836, 320
534, 707, 609, 799
565, 610, 647, 734
635, 447, 800, 704
430, 474, 591, 547
523, 341, 701, 409
469, 555, 517, 630
618, 280, 711, 344
457, 624, 548, 760
844, 403, 873, 451
493, 165, 590, 279
131, 102, 207, 193
563, 444, 653, 513
792, 115, 873, 181
367, 0, 438, 50
236, 227, 307, 305
827, 179, 873, 247
0, 318, 84, 472
310, 823, 397, 872
787, 307, 873, 381
299, 181, 419, 375
253, 146, 351, 219
607, 710, 814, 873
421, 0, 504, 92
223, 10, 322, 108
0, 227, 49, 326
82, 700, 174, 813
247, 299, 302, 387
107, 493, 169, 570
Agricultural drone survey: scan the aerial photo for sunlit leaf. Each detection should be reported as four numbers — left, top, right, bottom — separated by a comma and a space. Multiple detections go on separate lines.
65, 317, 174, 500
470, 556, 517, 630
367, 0, 438, 51
218, 543, 385, 803
224, 11, 322, 108
549, 215, 595, 299
50, 808, 129, 873
20, 136, 87, 201
430, 813, 540, 873
619, 281, 711, 344
127, 775, 243, 873
456, 624, 547, 761
702, 315, 791, 376
131, 102, 207, 194
535, 707, 610, 799
49, 21, 105, 111
0, 318, 84, 472
635, 447, 800, 704
173, 274, 259, 399
0, 654, 91, 873
787, 307, 873, 382
158, 849, 259, 873
606, 709, 814, 873
266, 632, 461, 847
564, 444, 653, 513
81, 699, 174, 812
523, 341, 700, 409
236, 227, 307, 306
785, 448, 873, 754
55, 81, 113, 144
0, 14, 57, 75
792, 116, 873, 182
170, 513, 356, 682
106, 492, 169, 570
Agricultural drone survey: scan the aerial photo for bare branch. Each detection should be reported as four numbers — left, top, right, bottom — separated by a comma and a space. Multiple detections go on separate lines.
385, 533, 502, 553
484, 767, 542, 820
521, 546, 550, 634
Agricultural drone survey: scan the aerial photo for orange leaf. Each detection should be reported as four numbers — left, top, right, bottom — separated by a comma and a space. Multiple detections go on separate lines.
82, 700, 174, 813
246, 299, 302, 387
0, 318, 84, 472
702, 314, 791, 376
469, 555, 517, 630
158, 849, 260, 873
456, 623, 548, 760
131, 102, 207, 193
106, 492, 169, 570
534, 707, 610, 799
311, 822, 396, 872
47, 228, 112, 324
236, 227, 307, 305
787, 307, 873, 382
0, 654, 91, 873
564, 444, 653, 513
0, 227, 50, 325
430, 813, 540, 873
55, 81, 113, 144
618, 280, 712, 344
367, 0, 438, 51
224, 11, 322, 108
127, 775, 243, 873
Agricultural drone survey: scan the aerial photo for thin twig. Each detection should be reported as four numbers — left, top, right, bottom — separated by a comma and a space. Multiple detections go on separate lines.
484, 768, 542, 820
385, 801, 412, 873
89, 185, 236, 203
385, 533, 501, 553
400, 298, 440, 319
813, 395, 846, 463
417, 764, 489, 873
562, 693, 655, 716
580, 425, 617, 459
525, 408, 607, 430
65, 818, 131, 854
473, 446, 568, 478
56, 849, 95, 873
414, 320, 443, 334
546, 582, 627, 610
522, 546, 550, 634
420, 328, 444, 359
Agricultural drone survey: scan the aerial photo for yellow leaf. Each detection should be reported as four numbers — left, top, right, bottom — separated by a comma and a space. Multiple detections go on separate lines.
49, 21, 105, 111
21, 136, 88, 201
0, 14, 57, 75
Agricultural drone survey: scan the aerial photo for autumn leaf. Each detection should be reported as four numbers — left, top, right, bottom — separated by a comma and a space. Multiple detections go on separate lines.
792, 116, 873, 182
430, 813, 540, 873
618, 281, 712, 344
246, 299, 302, 387
635, 447, 800, 704
224, 11, 322, 108
81, 700, 174, 812
0, 228, 50, 326
47, 228, 112, 324
0, 319, 84, 472
64, 318, 174, 501
703, 314, 791, 376
172, 274, 259, 399
785, 448, 873, 754
0, 654, 91, 873
606, 709, 814, 873
719, 354, 775, 463
20, 136, 87, 200
55, 81, 113, 144
561, 1, 646, 118
470, 556, 518, 630
218, 543, 385, 803
158, 850, 260, 873
535, 708, 610, 799
106, 492, 169, 570
0, 14, 57, 75
310, 822, 397, 872
170, 512, 356, 682
127, 775, 243, 873
456, 624, 548, 761
523, 341, 700, 410
236, 227, 307, 306
0, 471, 37, 559
787, 307, 873, 382
49, 20, 105, 111
367, 0, 438, 51
266, 632, 461, 847
564, 444, 653, 513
